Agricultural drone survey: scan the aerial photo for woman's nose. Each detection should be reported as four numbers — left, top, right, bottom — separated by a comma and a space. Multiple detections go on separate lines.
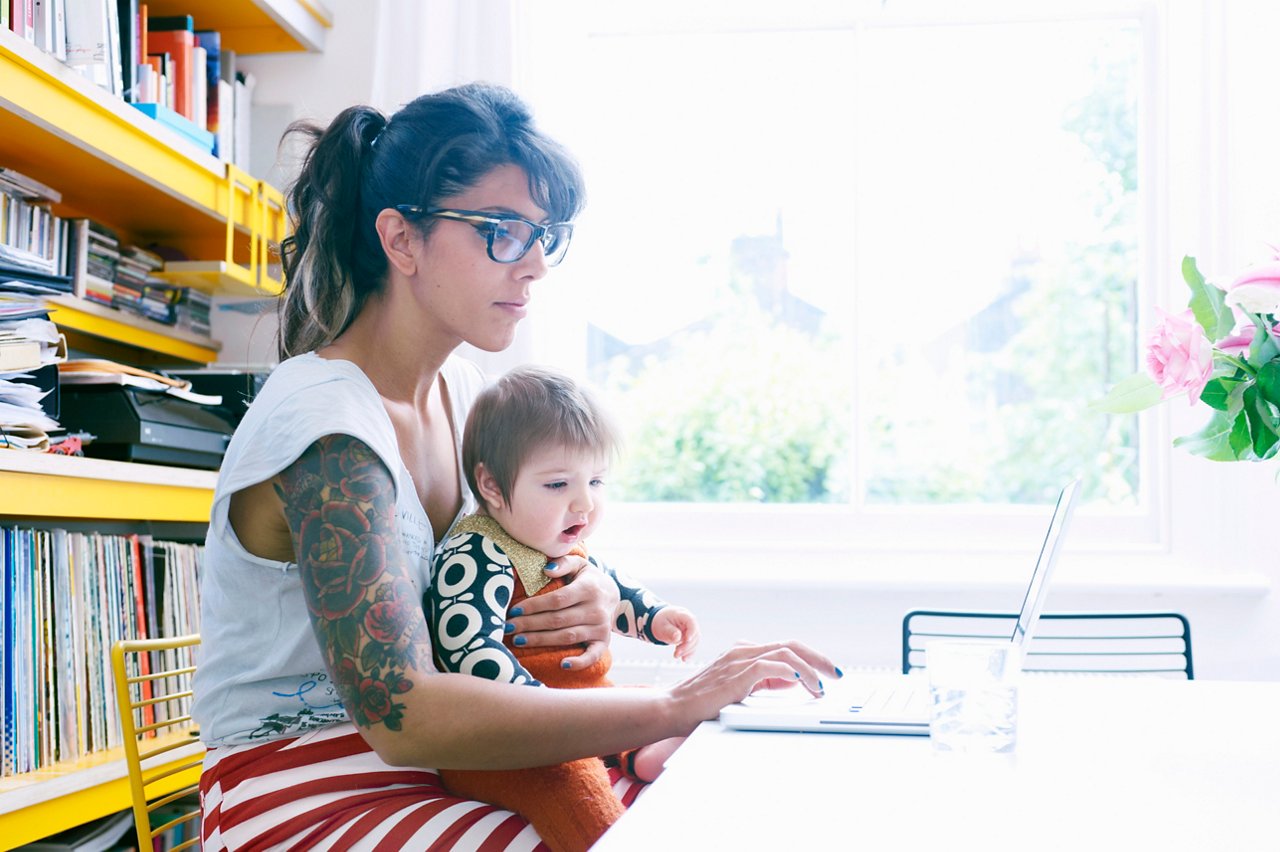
516, 238, 550, 280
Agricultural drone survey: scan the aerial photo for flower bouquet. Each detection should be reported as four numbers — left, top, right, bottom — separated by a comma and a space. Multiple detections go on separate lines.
1094, 253, 1280, 461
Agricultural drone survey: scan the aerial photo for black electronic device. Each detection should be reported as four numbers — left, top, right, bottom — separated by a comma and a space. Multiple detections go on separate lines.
58, 384, 233, 469
163, 367, 269, 429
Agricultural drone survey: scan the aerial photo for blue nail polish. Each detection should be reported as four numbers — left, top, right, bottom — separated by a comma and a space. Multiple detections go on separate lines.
794, 671, 801, 679
545, 562, 557, 572
835, 667, 844, 678
514, 635, 527, 646
509, 606, 523, 617
819, 680, 825, 691
504, 623, 514, 634
561, 660, 572, 669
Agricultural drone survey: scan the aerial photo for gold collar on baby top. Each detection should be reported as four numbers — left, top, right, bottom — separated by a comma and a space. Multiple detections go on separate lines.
448, 513, 556, 596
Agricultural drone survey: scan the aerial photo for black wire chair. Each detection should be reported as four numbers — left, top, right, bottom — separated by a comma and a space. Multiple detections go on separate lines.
902, 610, 1194, 679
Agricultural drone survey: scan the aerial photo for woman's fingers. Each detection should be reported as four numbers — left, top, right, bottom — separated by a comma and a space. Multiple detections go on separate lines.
669, 640, 841, 722
506, 558, 618, 650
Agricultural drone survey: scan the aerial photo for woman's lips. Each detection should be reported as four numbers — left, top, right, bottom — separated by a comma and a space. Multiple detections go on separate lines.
495, 300, 528, 319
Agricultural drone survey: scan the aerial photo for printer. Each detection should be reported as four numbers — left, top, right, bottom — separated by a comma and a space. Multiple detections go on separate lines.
58, 384, 234, 470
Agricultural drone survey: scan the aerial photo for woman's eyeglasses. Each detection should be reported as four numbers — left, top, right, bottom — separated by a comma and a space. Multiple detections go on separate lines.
395, 206, 574, 266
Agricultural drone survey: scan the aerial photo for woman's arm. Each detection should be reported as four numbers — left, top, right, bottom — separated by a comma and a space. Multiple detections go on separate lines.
279, 434, 835, 770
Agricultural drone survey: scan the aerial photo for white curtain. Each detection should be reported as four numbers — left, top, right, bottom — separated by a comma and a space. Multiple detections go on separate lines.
368, 0, 519, 113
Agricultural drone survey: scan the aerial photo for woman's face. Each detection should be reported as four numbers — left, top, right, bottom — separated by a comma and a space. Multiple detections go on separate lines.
413, 164, 553, 353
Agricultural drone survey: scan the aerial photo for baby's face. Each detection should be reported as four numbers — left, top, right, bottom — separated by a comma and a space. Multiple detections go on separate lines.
489, 443, 609, 559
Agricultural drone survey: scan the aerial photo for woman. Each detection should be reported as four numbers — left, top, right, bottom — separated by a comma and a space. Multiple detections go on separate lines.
192, 82, 836, 850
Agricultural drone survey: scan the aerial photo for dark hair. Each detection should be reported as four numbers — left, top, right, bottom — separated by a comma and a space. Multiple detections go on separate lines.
463, 365, 620, 508
276, 83, 585, 359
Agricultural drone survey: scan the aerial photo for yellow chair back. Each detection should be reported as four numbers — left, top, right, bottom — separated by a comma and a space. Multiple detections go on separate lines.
110, 633, 204, 851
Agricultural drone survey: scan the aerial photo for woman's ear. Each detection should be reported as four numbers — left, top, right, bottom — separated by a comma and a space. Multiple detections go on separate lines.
375, 208, 420, 277
474, 463, 506, 512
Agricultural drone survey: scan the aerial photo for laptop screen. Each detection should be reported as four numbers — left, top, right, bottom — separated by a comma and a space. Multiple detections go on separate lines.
1010, 478, 1081, 647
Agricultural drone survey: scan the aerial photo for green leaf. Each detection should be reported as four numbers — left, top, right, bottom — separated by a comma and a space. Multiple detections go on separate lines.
1173, 410, 1245, 461
1183, 256, 1234, 341
1229, 410, 1255, 458
337, 618, 361, 657
360, 641, 381, 671
1244, 385, 1280, 459
1257, 360, 1280, 407
1090, 372, 1163, 414
1198, 377, 1238, 411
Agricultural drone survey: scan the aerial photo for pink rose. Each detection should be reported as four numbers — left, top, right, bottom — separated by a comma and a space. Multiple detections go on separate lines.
1146, 308, 1213, 403
1224, 257, 1280, 315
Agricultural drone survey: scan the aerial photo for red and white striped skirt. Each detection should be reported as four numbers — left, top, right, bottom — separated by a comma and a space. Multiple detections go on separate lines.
199, 723, 647, 851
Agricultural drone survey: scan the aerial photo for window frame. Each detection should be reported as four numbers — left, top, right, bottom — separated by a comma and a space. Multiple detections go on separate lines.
502, 0, 1244, 582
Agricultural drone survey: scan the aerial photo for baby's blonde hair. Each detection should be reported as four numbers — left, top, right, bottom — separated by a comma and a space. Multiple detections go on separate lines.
463, 366, 619, 508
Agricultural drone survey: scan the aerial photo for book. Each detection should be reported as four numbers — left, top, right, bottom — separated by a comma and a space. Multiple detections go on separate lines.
0, 339, 40, 371
115, 0, 139, 101
50, 0, 66, 60
103, 0, 121, 96
191, 43, 207, 131
195, 30, 221, 150
130, 102, 215, 154
10, 0, 35, 44
63, 219, 89, 298
147, 27, 194, 121
63, 0, 114, 92
31, 0, 53, 54
146, 12, 189, 31
145, 51, 167, 107
0, 166, 62, 204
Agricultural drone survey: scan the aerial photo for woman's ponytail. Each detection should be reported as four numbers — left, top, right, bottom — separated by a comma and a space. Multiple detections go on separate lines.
277, 106, 387, 359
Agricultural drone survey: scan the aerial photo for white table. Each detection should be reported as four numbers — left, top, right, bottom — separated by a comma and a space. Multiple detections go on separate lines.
597, 677, 1280, 851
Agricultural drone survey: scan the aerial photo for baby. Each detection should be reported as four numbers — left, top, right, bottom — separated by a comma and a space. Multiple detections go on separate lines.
425, 365, 699, 852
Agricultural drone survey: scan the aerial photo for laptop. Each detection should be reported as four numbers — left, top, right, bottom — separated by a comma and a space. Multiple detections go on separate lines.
718, 478, 1081, 735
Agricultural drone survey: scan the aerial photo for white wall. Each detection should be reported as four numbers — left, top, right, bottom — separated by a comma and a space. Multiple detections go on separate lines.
220, 0, 1278, 682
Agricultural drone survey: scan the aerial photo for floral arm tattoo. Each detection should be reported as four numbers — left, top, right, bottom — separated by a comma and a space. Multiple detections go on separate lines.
277, 434, 430, 733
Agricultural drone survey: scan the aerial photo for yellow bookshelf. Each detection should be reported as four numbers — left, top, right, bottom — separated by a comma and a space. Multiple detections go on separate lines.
146, 0, 333, 54
0, 453, 217, 522
0, 3, 327, 843
48, 295, 222, 365
0, 732, 203, 849
0, 32, 291, 294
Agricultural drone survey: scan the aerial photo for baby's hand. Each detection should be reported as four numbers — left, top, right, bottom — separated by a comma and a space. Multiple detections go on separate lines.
651, 606, 700, 661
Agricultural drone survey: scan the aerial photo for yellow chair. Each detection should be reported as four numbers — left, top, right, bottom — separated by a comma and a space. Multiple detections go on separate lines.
110, 633, 205, 851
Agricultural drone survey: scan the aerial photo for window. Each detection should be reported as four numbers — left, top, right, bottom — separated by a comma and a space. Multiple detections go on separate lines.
515, 1, 1179, 567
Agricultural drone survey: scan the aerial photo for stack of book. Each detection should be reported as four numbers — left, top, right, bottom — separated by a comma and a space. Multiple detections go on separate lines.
0, 167, 72, 292
112, 243, 165, 318
137, 282, 181, 324
7, 2, 256, 164
82, 224, 119, 308
0, 311, 62, 449
174, 286, 212, 336
0, 526, 203, 776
